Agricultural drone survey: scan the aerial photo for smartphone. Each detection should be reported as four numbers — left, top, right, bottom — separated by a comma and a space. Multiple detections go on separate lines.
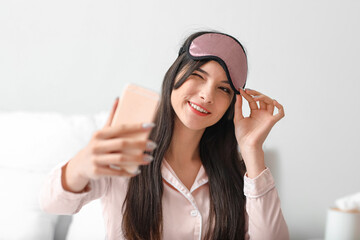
109, 83, 160, 173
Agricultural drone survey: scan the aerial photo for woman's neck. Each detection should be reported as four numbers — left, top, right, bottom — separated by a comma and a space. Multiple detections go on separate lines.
165, 117, 205, 166
164, 117, 205, 190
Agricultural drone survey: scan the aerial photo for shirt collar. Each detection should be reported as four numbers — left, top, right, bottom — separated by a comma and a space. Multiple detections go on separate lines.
161, 158, 209, 193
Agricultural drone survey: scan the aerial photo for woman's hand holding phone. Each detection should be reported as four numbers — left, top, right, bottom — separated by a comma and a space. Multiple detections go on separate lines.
62, 98, 157, 193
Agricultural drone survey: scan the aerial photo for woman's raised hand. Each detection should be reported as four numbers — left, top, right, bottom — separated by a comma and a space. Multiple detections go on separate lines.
233, 88, 285, 151
63, 98, 157, 192
233, 88, 284, 178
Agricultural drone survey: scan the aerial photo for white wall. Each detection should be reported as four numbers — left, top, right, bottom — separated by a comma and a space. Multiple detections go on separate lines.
1, 0, 360, 239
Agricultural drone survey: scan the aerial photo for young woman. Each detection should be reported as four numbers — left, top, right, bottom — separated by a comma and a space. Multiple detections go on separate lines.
40, 31, 289, 240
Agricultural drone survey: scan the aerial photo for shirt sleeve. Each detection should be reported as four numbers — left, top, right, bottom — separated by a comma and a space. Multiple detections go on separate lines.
39, 161, 110, 215
243, 168, 289, 240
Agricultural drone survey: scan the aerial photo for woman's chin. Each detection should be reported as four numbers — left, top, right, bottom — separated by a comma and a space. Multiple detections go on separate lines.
182, 119, 213, 131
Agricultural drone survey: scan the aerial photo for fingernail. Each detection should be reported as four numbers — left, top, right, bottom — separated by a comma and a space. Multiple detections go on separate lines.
109, 164, 122, 170
134, 169, 141, 175
245, 88, 252, 91
142, 122, 156, 129
143, 154, 154, 162
146, 141, 158, 150
115, 97, 119, 101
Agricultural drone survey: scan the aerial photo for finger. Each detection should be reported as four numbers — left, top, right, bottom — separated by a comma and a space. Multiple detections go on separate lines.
94, 153, 153, 166
240, 88, 258, 110
246, 89, 280, 116
234, 90, 244, 121
96, 122, 155, 139
259, 100, 267, 110
272, 100, 285, 122
94, 166, 139, 177
267, 103, 275, 115
245, 88, 263, 96
104, 97, 119, 128
252, 95, 274, 105
108, 164, 142, 176
93, 138, 157, 154
245, 89, 272, 108
253, 96, 275, 114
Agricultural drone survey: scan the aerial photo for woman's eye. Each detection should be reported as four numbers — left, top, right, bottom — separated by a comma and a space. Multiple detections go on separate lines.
219, 87, 231, 94
191, 73, 204, 79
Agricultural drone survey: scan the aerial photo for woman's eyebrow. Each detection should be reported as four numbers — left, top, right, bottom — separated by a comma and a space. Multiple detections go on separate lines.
195, 68, 209, 76
221, 81, 230, 85
196, 68, 230, 85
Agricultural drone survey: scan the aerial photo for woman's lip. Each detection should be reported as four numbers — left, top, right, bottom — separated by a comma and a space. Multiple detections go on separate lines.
188, 101, 211, 113
188, 101, 211, 116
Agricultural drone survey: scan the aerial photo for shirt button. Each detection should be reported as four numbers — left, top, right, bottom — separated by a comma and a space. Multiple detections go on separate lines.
190, 210, 198, 217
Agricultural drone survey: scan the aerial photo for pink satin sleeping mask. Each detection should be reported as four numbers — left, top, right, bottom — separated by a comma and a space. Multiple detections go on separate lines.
178, 32, 248, 95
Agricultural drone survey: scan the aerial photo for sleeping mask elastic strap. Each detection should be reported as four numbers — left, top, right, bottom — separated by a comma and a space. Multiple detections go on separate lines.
179, 32, 248, 95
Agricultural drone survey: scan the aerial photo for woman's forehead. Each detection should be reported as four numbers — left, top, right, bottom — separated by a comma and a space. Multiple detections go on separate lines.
195, 61, 228, 80
174, 60, 228, 84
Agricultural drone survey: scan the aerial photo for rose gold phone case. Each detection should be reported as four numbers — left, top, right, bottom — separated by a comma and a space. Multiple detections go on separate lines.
110, 83, 159, 173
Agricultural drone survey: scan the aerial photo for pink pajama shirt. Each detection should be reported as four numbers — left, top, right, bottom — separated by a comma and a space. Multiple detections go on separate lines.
39, 159, 289, 240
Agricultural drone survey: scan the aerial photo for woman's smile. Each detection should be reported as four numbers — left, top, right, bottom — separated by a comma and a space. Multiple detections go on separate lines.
188, 101, 211, 116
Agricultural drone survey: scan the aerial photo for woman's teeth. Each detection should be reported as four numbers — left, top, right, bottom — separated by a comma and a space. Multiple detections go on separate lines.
189, 102, 209, 114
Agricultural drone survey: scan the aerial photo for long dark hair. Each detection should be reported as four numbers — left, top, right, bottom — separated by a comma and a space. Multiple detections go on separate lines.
122, 31, 247, 240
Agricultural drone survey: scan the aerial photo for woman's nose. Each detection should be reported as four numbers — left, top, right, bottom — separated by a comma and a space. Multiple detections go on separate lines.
199, 86, 214, 104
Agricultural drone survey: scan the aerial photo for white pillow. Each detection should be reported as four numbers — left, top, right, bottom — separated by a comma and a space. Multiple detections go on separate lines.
0, 168, 58, 240
0, 111, 100, 240
0, 111, 97, 172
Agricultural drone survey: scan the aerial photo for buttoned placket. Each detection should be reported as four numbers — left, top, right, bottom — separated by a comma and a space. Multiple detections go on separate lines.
162, 160, 209, 240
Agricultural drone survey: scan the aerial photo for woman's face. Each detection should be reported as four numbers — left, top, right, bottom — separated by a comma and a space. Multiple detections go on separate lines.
171, 60, 234, 131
